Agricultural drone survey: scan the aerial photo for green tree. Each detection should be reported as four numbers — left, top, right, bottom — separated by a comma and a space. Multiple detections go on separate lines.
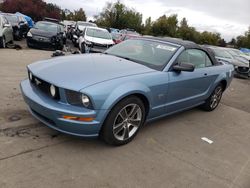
199, 31, 221, 45
151, 14, 178, 37
177, 17, 200, 43
95, 1, 142, 32
235, 27, 250, 48
143, 17, 152, 35
73, 8, 86, 21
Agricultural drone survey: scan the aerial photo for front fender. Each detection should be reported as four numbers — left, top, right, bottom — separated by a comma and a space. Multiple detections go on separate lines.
101, 82, 152, 110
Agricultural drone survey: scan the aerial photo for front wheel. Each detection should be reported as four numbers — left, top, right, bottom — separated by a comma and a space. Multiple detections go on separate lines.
101, 96, 146, 146
80, 43, 85, 53
201, 84, 223, 111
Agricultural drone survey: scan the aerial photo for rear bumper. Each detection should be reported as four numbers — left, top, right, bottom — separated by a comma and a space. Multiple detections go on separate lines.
20, 79, 107, 137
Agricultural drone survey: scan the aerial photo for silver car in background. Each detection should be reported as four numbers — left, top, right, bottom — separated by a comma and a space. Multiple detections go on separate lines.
207, 46, 250, 78
0, 14, 13, 48
225, 48, 250, 62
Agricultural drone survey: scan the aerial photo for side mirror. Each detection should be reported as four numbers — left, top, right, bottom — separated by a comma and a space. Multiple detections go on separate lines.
4, 23, 11, 28
173, 62, 195, 72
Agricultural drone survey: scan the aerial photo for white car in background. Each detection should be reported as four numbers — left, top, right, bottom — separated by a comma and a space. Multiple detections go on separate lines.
0, 14, 13, 48
78, 27, 114, 53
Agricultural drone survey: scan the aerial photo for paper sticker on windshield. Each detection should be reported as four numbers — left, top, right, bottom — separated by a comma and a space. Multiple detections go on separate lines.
156, 45, 177, 51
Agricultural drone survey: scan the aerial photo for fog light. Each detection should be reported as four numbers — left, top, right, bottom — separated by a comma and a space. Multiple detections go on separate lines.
29, 72, 33, 81
62, 115, 94, 122
50, 85, 56, 97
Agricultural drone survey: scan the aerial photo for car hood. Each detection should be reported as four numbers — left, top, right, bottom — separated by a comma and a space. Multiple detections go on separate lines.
30, 28, 56, 37
28, 54, 156, 91
234, 56, 249, 67
238, 54, 250, 61
215, 56, 249, 68
85, 35, 114, 45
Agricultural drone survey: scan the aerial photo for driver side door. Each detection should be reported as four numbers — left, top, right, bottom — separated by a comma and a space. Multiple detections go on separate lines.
166, 49, 216, 113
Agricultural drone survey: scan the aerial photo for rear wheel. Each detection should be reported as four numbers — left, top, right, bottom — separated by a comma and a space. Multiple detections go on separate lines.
201, 84, 223, 111
101, 96, 146, 146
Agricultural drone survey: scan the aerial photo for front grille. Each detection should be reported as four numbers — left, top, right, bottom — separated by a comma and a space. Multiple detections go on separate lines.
238, 67, 250, 73
29, 73, 60, 100
33, 35, 51, 42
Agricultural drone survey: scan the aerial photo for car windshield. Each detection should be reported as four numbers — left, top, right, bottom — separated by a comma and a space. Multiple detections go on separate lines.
86, 28, 112, 40
212, 48, 232, 59
105, 39, 179, 70
4, 15, 18, 24
35, 22, 58, 33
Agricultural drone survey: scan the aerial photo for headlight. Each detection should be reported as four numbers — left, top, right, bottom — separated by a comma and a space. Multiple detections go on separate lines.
81, 94, 90, 107
50, 85, 56, 98
85, 40, 92, 46
65, 90, 93, 109
27, 31, 32, 37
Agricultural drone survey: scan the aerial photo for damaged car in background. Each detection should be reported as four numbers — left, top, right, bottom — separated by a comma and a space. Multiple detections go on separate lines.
78, 27, 114, 53
26, 21, 65, 50
1, 13, 29, 40
0, 14, 13, 48
206, 46, 250, 78
21, 37, 234, 146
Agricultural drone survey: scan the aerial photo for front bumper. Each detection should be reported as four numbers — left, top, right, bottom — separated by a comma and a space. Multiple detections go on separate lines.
235, 66, 250, 78
26, 36, 58, 50
20, 79, 107, 137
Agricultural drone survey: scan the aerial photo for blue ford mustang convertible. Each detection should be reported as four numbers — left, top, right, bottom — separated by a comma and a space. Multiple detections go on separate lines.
21, 37, 234, 145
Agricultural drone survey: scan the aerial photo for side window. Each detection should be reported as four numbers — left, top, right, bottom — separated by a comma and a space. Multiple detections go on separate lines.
177, 49, 213, 69
177, 50, 189, 63
187, 49, 206, 68
58, 25, 61, 32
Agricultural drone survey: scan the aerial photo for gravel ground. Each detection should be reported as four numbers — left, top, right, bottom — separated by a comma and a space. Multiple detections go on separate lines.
0, 41, 250, 188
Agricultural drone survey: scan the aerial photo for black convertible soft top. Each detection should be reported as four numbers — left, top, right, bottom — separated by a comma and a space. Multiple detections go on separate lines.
143, 36, 220, 65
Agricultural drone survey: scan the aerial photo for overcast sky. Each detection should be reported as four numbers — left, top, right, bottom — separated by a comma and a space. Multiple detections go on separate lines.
45, 0, 249, 41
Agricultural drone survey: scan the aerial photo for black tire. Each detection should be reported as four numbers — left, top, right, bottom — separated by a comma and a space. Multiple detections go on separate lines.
56, 40, 64, 50
101, 96, 146, 146
26, 40, 32, 48
201, 84, 223, 111
14, 30, 22, 40
80, 43, 85, 53
0, 36, 6, 48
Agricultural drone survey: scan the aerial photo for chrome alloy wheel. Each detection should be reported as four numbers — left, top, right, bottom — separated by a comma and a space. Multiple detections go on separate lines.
113, 104, 142, 141
210, 86, 223, 109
